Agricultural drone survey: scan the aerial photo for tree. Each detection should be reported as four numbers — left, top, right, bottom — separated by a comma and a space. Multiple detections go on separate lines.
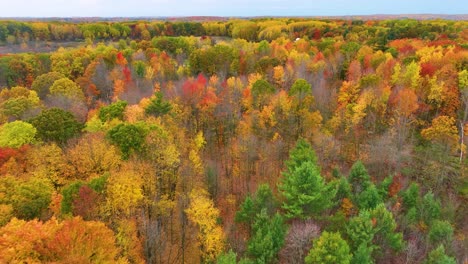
305, 231, 352, 264
99, 100, 128, 122
289, 78, 312, 99
105, 166, 144, 217
347, 204, 404, 263
29, 108, 83, 145
144, 92, 172, 117
279, 139, 336, 219
11, 177, 53, 220
235, 184, 277, 226
425, 245, 456, 264
0, 217, 123, 263
67, 132, 121, 180
421, 115, 459, 153
106, 123, 147, 159
49, 77, 86, 101
0, 86, 41, 121
185, 188, 225, 263
428, 220, 453, 246
31, 72, 65, 99
247, 210, 286, 264
280, 161, 336, 219
0, 121, 36, 148
348, 161, 371, 196
217, 250, 237, 264
251, 79, 275, 107
280, 219, 320, 264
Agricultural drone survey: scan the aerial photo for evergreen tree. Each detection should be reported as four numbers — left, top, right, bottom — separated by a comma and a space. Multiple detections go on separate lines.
279, 139, 336, 219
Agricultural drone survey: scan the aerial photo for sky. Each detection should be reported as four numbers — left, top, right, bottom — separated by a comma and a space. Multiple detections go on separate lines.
0, 0, 466, 17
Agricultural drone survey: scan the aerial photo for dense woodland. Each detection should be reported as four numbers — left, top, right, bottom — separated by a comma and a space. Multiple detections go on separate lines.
0, 18, 467, 263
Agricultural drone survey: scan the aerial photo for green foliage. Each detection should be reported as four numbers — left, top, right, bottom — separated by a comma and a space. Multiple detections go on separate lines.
346, 210, 375, 248
246, 210, 286, 264
61, 181, 84, 215
279, 139, 335, 218
31, 72, 65, 99
48, 77, 85, 101
420, 192, 441, 224
29, 108, 83, 144
0, 121, 36, 148
305, 231, 352, 264
346, 204, 404, 262
88, 173, 109, 193
106, 123, 147, 159
98, 100, 128, 122
351, 244, 374, 264
236, 184, 277, 225
284, 139, 318, 170
428, 220, 453, 245
425, 245, 456, 264
348, 161, 371, 196
280, 161, 336, 218
11, 178, 53, 220
251, 79, 275, 99
217, 250, 237, 264
356, 184, 382, 210
289, 78, 311, 97
402, 183, 420, 209
144, 92, 172, 117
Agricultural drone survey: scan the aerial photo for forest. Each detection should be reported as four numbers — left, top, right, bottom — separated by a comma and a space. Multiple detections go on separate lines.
0, 17, 466, 263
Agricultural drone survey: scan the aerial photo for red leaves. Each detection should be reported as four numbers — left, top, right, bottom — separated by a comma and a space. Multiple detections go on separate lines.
72, 186, 98, 220
0, 145, 29, 168
116, 52, 128, 66
182, 74, 207, 103
123, 66, 132, 83
420, 62, 437, 77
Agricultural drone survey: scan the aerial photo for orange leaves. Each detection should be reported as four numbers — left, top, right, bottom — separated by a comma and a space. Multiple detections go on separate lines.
341, 198, 355, 217
392, 88, 419, 118
116, 52, 128, 66
0, 217, 121, 263
388, 174, 402, 198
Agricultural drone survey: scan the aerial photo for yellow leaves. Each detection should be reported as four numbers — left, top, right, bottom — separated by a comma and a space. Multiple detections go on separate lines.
193, 131, 206, 151
226, 76, 244, 91
273, 65, 285, 87
416, 46, 444, 63
105, 165, 144, 217
67, 133, 121, 180
185, 188, 225, 262
421, 115, 459, 152
27, 143, 73, 185
428, 77, 446, 108
190, 132, 206, 176
391, 62, 401, 86
0, 204, 13, 226
288, 49, 311, 66
259, 105, 277, 129
404, 61, 421, 90
248, 73, 263, 88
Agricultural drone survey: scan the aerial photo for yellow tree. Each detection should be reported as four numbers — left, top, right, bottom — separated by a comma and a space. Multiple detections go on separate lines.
185, 188, 225, 263
422, 116, 459, 153
105, 163, 144, 217
67, 132, 121, 180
